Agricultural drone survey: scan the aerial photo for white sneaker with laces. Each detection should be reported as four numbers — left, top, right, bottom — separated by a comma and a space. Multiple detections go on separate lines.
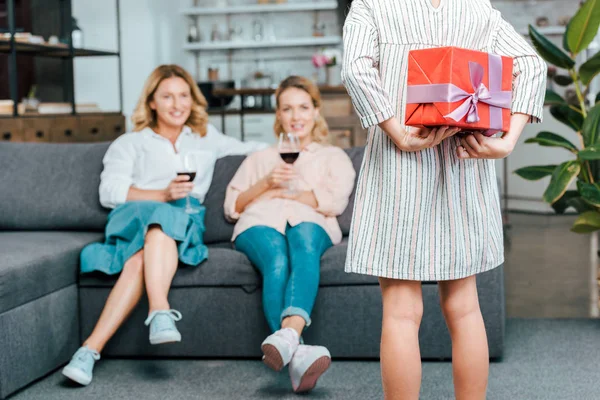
260, 327, 300, 371
289, 344, 331, 393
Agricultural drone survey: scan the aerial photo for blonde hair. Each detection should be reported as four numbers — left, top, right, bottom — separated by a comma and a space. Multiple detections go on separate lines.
131, 64, 209, 136
274, 76, 330, 144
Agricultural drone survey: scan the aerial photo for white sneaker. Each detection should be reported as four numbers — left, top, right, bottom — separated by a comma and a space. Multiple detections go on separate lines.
260, 328, 300, 371
289, 344, 331, 393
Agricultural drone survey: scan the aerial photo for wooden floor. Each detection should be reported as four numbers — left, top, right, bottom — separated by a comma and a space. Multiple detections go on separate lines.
503, 212, 595, 318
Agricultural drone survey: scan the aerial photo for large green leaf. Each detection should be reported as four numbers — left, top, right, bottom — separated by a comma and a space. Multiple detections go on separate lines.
514, 165, 557, 181
552, 190, 580, 214
553, 75, 574, 86
545, 89, 567, 105
579, 51, 600, 85
571, 210, 600, 233
550, 104, 585, 131
577, 181, 600, 206
543, 161, 581, 204
578, 145, 600, 160
566, 0, 600, 56
567, 197, 597, 213
563, 21, 572, 53
524, 131, 578, 152
528, 25, 576, 69
582, 104, 600, 146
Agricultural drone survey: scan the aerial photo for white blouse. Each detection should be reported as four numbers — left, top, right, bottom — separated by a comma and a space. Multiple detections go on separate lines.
99, 124, 268, 209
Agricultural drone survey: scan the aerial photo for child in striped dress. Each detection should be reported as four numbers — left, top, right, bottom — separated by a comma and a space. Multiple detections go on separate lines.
341, 0, 546, 398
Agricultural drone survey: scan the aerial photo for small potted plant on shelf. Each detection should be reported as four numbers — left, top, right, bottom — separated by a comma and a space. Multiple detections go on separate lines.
312, 48, 342, 86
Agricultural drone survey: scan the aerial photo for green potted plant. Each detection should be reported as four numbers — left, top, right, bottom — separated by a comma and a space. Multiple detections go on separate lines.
515, 0, 600, 233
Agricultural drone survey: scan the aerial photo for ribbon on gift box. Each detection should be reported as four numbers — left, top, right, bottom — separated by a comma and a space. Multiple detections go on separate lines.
406, 54, 512, 132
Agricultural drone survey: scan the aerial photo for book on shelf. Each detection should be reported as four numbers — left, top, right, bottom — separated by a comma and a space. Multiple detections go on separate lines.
0, 100, 102, 115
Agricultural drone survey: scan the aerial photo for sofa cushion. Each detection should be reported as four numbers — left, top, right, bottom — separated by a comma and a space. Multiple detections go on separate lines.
337, 146, 364, 236
202, 155, 245, 244
79, 240, 379, 288
0, 231, 104, 314
0, 142, 110, 231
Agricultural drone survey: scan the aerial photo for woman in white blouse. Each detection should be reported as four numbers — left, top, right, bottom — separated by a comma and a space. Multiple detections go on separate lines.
62, 64, 266, 386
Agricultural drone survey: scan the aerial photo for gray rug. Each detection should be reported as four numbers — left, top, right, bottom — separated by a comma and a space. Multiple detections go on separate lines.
10, 319, 600, 400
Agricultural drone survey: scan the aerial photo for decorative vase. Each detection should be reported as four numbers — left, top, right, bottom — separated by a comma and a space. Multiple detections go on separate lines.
325, 65, 341, 86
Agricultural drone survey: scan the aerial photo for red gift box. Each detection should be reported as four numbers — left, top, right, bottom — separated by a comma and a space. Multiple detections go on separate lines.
404, 46, 513, 135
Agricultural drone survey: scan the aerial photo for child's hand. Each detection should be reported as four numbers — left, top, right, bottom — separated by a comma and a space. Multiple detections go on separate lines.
395, 125, 460, 152
456, 133, 515, 159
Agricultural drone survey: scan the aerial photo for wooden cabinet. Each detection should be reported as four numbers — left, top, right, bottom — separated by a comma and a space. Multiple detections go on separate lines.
0, 114, 126, 143
22, 118, 52, 143
325, 115, 365, 148
50, 117, 79, 143
0, 119, 24, 142
104, 115, 126, 140
79, 116, 108, 142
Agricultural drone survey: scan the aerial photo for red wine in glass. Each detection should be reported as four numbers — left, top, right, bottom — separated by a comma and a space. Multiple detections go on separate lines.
177, 168, 198, 214
177, 171, 197, 181
280, 152, 300, 164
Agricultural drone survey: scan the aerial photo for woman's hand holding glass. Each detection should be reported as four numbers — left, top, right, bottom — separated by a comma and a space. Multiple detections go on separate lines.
164, 175, 194, 202
264, 164, 296, 188
176, 152, 200, 214
277, 132, 300, 193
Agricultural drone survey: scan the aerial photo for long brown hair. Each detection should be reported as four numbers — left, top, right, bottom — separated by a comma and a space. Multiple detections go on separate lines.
131, 64, 209, 136
274, 76, 330, 144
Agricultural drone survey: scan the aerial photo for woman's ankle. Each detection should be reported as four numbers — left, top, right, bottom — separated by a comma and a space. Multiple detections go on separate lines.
148, 302, 170, 314
281, 316, 305, 337
82, 340, 102, 353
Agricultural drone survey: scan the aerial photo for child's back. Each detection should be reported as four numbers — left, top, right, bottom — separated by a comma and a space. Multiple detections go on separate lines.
342, 0, 546, 280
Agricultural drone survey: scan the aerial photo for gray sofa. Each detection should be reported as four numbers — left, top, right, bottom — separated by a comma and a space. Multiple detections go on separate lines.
0, 142, 505, 399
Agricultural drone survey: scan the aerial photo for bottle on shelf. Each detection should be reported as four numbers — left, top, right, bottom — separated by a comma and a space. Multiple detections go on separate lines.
187, 22, 200, 43
71, 17, 83, 48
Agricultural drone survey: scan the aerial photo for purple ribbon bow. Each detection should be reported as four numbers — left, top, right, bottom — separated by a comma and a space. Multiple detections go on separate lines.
406, 55, 512, 132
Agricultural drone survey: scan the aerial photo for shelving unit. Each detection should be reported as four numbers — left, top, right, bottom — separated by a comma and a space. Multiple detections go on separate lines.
181, 1, 338, 15
183, 1, 340, 81
0, 40, 119, 57
2, 0, 123, 117
183, 36, 341, 51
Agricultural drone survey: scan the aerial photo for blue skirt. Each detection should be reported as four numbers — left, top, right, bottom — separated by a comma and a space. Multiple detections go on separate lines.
81, 199, 208, 275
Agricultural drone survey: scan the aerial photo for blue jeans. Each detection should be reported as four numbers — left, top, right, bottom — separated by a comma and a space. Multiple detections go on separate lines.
234, 223, 333, 333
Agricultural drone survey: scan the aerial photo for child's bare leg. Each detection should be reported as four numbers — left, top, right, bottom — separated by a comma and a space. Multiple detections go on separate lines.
379, 278, 423, 400
438, 276, 488, 400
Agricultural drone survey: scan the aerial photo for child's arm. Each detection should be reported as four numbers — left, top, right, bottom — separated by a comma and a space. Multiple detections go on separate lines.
457, 15, 547, 160
341, 0, 394, 129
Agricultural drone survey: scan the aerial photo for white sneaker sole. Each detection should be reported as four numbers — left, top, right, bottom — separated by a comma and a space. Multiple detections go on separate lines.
261, 343, 285, 371
149, 330, 182, 345
62, 365, 92, 386
292, 355, 331, 393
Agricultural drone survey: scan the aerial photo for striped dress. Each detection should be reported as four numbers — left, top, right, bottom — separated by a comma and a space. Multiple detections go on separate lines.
342, 0, 546, 281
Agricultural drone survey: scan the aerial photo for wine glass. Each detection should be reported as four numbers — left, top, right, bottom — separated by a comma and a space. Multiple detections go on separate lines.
278, 132, 300, 194
177, 152, 199, 214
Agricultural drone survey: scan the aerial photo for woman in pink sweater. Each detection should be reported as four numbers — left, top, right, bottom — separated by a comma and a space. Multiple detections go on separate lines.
224, 76, 356, 393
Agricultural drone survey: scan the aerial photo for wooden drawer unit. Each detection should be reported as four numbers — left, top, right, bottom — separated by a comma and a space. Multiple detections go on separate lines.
321, 94, 353, 118
78, 116, 109, 142
22, 118, 52, 143
325, 115, 365, 147
50, 117, 79, 143
330, 129, 352, 149
0, 119, 24, 142
103, 114, 126, 141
